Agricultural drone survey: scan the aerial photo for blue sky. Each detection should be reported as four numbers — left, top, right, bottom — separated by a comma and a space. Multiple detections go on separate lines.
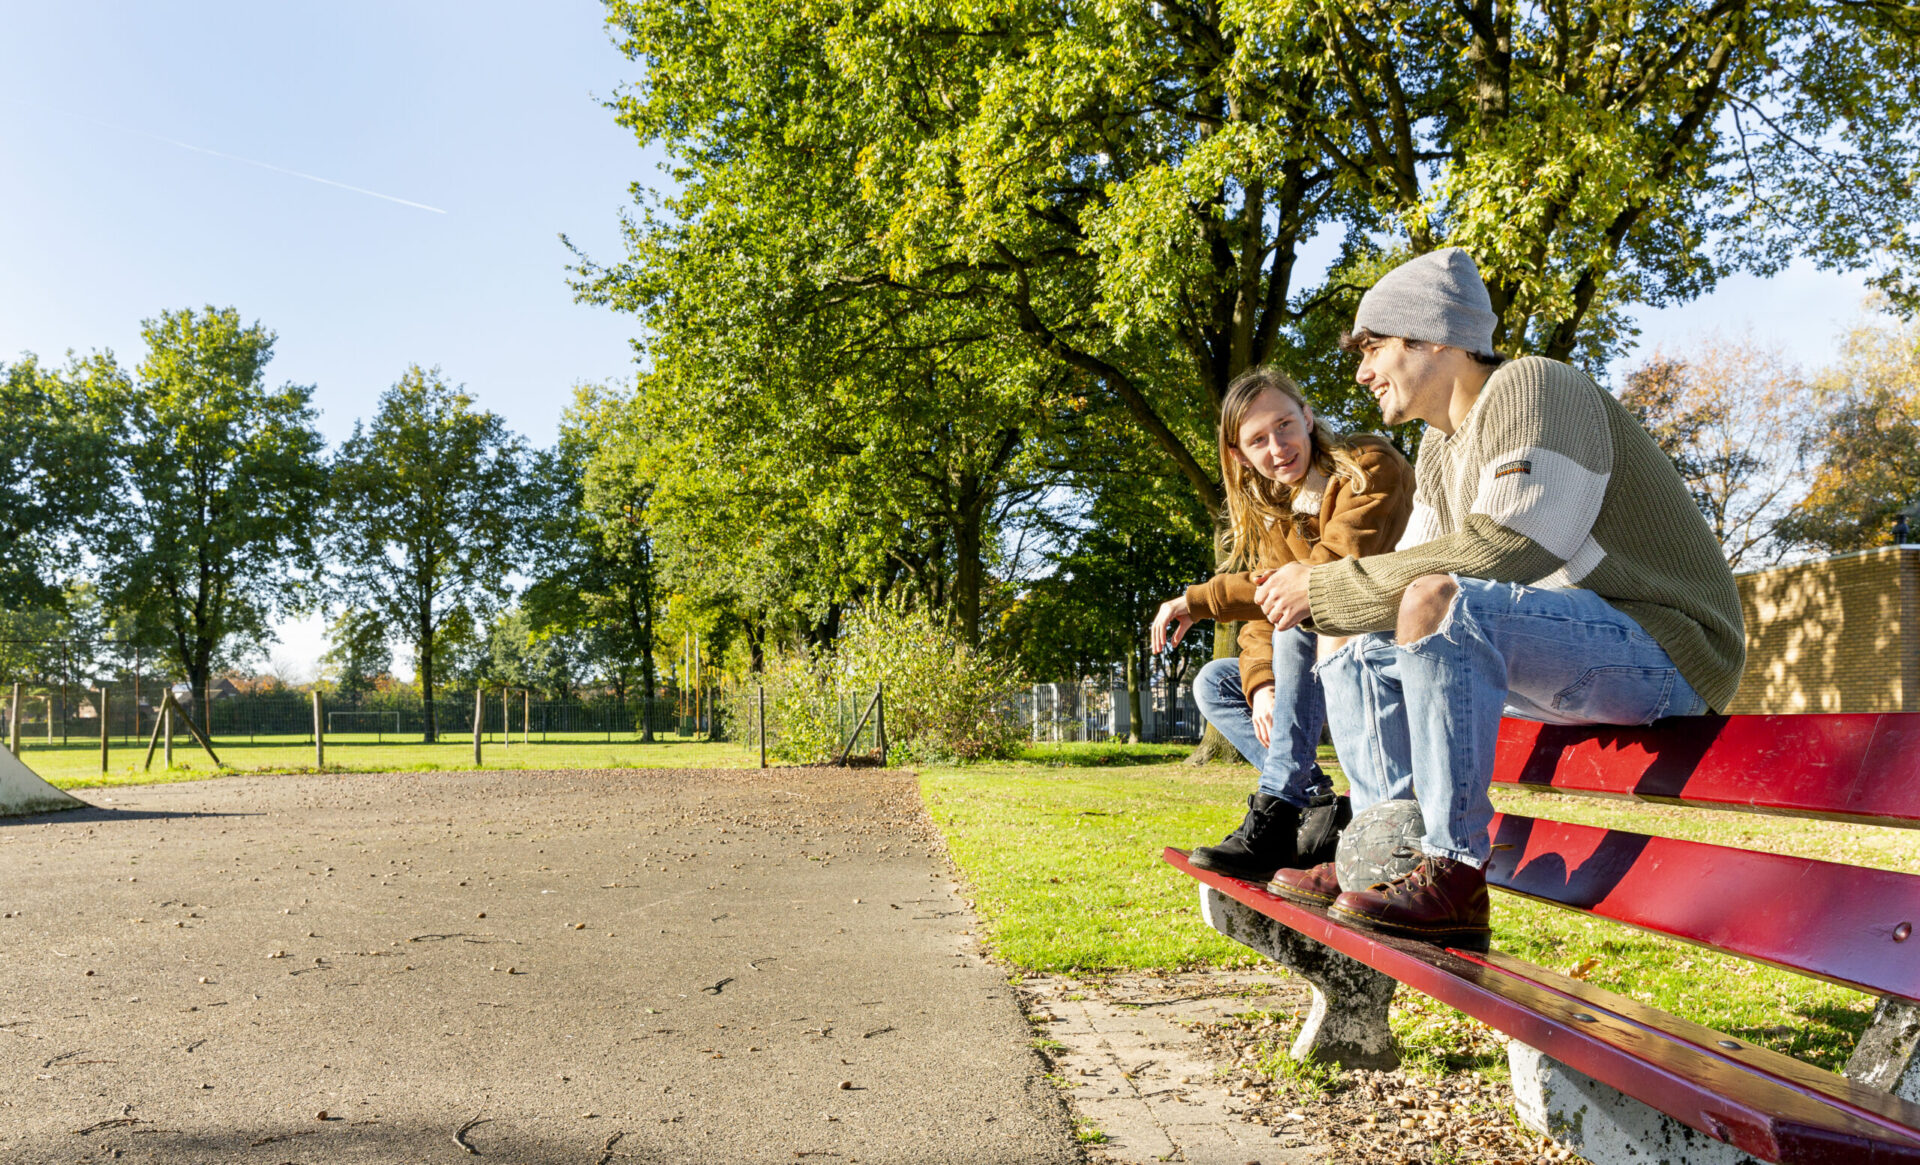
0, 1, 654, 449
0, 3, 1876, 675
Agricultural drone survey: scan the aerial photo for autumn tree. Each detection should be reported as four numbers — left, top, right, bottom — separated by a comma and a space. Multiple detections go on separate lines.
329, 366, 530, 741
1778, 310, 1920, 552
1617, 335, 1814, 567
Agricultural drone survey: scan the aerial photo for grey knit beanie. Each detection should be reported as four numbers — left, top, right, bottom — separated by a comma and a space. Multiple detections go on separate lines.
1352, 247, 1498, 355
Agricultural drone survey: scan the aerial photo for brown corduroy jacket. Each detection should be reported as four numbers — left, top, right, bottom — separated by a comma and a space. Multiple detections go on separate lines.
1183, 435, 1414, 697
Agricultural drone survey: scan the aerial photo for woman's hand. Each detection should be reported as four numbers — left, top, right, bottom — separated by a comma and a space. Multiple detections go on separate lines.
1250, 684, 1275, 748
1150, 593, 1193, 654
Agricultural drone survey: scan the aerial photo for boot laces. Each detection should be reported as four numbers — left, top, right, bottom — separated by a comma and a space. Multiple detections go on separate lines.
1372, 848, 1438, 895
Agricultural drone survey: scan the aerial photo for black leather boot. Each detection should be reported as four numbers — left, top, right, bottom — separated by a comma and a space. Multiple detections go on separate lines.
1295, 786, 1352, 868
1189, 793, 1301, 881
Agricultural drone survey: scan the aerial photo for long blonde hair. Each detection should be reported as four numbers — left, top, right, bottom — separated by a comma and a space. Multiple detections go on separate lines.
1219, 367, 1374, 572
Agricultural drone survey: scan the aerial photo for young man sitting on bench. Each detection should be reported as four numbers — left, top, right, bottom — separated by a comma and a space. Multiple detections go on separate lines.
1254, 248, 1746, 950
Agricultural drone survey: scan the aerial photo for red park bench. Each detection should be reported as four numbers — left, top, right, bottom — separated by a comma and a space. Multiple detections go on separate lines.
1165, 712, 1920, 1164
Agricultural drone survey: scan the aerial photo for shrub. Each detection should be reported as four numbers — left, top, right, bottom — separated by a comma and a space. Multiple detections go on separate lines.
728, 603, 1023, 764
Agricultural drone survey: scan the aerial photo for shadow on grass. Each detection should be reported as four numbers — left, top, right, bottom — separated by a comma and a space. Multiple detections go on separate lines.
1726, 998, 1872, 1069
1016, 743, 1197, 768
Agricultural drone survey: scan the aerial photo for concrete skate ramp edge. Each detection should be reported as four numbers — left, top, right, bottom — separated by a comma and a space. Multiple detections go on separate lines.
0, 747, 85, 816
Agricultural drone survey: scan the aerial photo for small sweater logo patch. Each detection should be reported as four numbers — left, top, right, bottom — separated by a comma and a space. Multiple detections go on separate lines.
1493, 459, 1533, 479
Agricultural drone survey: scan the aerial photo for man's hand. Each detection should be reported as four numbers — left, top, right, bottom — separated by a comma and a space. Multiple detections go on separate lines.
1249, 684, 1275, 749
1150, 593, 1193, 654
1255, 562, 1313, 631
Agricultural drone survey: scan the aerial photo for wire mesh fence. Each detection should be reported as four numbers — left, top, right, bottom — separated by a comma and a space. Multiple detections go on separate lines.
1005, 679, 1204, 744
0, 684, 710, 748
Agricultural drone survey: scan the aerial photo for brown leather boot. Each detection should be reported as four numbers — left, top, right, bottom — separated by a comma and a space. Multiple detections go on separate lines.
1328, 855, 1491, 951
1269, 861, 1342, 907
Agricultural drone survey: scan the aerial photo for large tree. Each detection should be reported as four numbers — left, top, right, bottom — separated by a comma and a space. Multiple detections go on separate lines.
1618, 336, 1813, 567
0, 353, 119, 609
93, 307, 328, 734
1777, 310, 1920, 553
522, 386, 664, 732
330, 365, 530, 741
593, 0, 1920, 526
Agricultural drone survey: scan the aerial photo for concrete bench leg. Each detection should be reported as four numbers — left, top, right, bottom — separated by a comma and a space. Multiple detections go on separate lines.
1509, 1042, 1764, 1164
1197, 884, 1400, 1070
1846, 995, 1920, 1104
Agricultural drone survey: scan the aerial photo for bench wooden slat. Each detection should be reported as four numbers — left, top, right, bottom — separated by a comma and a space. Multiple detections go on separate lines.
1490, 714, 1920, 828
1487, 812, 1920, 1003
1471, 947, 1916, 1128
1167, 847, 1920, 1163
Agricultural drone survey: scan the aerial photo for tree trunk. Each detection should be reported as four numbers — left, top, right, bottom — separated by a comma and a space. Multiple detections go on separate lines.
419, 620, 437, 744
1185, 621, 1244, 766
956, 501, 984, 646
1125, 645, 1143, 745
1189, 529, 1246, 766
638, 594, 657, 744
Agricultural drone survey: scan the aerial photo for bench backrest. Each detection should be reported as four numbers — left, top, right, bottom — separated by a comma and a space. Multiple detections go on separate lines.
1485, 713, 1920, 1003
1490, 714, 1920, 826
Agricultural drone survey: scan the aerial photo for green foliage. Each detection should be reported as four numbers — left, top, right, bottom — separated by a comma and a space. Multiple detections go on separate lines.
737, 603, 1024, 764
835, 603, 1024, 762
592, 0, 1920, 545
329, 365, 531, 740
748, 647, 841, 764
997, 484, 1214, 701
93, 307, 328, 718
0, 354, 117, 608
521, 384, 661, 714
319, 609, 393, 695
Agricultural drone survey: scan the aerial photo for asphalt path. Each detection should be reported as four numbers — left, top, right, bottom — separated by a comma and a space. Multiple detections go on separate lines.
0, 766, 1082, 1164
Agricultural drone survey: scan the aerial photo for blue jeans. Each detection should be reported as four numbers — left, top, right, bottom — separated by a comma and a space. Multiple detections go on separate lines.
1319, 577, 1709, 867
1192, 626, 1333, 807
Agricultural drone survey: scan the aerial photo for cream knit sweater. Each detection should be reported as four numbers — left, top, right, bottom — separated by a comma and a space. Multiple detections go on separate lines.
1306, 356, 1746, 711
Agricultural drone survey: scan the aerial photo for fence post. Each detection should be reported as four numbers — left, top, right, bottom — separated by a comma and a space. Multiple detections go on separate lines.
758, 684, 767, 770
523, 689, 530, 746
876, 682, 887, 767
98, 686, 109, 773
472, 689, 483, 766
312, 690, 325, 769
163, 699, 174, 768
8, 682, 19, 755
502, 688, 510, 751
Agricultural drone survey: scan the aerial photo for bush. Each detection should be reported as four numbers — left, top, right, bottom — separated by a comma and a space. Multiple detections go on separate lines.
729, 603, 1023, 764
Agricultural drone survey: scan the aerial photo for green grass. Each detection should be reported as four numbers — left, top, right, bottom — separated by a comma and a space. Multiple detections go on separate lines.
13, 733, 759, 788
922, 759, 1266, 971
921, 749, 1903, 1072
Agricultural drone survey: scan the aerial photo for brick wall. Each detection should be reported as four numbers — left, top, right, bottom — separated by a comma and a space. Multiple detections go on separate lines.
1728, 547, 1920, 714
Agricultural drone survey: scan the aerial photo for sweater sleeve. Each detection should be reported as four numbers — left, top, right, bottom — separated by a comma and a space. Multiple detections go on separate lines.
1306, 361, 1614, 635
1184, 571, 1265, 623
1237, 619, 1277, 697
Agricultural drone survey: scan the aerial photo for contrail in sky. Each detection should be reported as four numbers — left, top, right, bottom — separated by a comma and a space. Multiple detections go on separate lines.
15, 100, 448, 215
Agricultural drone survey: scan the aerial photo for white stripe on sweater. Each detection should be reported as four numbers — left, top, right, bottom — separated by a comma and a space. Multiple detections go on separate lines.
1397, 498, 1443, 551
1532, 535, 1608, 588
1470, 446, 1609, 561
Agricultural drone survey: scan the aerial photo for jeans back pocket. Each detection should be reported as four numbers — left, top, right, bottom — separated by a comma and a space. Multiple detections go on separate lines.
1550, 665, 1676, 726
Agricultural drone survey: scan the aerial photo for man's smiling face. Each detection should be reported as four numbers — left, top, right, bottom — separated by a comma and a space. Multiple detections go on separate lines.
1355, 334, 1453, 428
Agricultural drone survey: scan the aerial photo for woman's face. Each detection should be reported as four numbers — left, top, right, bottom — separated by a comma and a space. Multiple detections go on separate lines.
1233, 389, 1315, 485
